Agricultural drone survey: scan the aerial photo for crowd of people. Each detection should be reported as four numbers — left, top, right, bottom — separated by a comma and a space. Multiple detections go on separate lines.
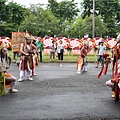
0, 33, 120, 102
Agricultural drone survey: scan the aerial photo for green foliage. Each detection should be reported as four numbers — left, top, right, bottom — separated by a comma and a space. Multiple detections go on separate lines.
19, 5, 60, 37
0, 1, 26, 37
68, 15, 108, 38
0, 0, 119, 38
69, 17, 84, 38
48, 0, 79, 35
81, 0, 120, 37
0, 0, 8, 21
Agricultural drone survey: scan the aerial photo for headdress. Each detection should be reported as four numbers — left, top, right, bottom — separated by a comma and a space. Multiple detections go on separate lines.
0, 42, 7, 50
24, 33, 35, 41
24, 33, 31, 40
84, 40, 89, 46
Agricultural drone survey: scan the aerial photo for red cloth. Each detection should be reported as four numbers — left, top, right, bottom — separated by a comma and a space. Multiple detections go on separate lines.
103, 53, 109, 59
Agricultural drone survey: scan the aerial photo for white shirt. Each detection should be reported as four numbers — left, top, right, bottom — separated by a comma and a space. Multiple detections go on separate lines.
57, 43, 64, 53
98, 45, 106, 55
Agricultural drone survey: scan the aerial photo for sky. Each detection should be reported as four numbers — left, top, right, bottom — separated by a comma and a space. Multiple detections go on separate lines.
8, 0, 83, 8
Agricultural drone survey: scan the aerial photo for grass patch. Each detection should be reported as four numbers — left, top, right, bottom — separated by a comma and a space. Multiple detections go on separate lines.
8, 50, 97, 63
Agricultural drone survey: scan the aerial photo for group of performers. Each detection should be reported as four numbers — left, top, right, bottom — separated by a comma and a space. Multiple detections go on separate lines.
0, 33, 39, 95
76, 33, 120, 102
0, 32, 120, 101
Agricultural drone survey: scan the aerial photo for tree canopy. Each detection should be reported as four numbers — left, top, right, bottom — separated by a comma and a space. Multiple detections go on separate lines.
0, 0, 119, 38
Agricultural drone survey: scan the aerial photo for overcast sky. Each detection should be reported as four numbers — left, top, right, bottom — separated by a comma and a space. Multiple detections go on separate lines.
8, 0, 83, 7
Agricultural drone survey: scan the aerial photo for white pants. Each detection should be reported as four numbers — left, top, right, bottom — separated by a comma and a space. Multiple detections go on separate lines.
19, 66, 31, 79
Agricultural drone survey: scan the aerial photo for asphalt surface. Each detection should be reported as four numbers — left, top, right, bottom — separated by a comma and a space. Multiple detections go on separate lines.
0, 63, 120, 120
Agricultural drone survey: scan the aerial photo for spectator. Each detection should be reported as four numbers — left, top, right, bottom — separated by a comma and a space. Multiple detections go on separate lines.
95, 41, 106, 68
49, 40, 56, 62
36, 37, 43, 62
57, 40, 64, 62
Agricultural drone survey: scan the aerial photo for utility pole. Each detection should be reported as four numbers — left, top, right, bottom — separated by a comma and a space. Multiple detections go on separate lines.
92, 0, 95, 38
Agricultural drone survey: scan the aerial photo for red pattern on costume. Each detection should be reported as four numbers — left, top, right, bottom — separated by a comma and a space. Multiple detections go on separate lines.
81, 47, 88, 57
19, 43, 32, 72
19, 58, 29, 71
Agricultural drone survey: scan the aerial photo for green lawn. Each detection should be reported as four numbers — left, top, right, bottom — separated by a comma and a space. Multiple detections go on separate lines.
43, 54, 97, 62
9, 50, 97, 63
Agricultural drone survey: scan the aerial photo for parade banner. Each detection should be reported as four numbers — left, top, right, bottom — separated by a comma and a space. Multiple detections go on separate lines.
11, 32, 25, 52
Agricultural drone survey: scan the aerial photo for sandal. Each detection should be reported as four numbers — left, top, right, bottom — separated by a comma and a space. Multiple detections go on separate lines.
8, 89, 18, 93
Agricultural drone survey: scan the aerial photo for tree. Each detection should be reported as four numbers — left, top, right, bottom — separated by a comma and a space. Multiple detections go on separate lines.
6, 2, 26, 25
81, 0, 120, 37
48, 0, 79, 35
19, 4, 60, 37
97, 0, 120, 37
68, 17, 84, 38
0, 0, 8, 22
0, 1, 26, 37
77, 15, 107, 38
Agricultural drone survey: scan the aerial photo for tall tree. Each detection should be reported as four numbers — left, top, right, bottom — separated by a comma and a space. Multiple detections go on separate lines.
74, 15, 108, 38
19, 4, 60, 37
0, 0, 8, 22
48, 0, 79, 35
81, 0, 120, 37
0, 1, 26, 37
68, 17, 84, 38
6, 2, 26, 26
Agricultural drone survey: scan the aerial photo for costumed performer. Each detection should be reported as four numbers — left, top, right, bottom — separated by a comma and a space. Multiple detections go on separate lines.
0, 43, 18, 94
105, 34, 120, 101
18, 34, 37, 82
77, 40, 91, 74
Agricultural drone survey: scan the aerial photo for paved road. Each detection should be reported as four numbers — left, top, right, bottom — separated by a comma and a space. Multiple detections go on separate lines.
0, 63, 120, 120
